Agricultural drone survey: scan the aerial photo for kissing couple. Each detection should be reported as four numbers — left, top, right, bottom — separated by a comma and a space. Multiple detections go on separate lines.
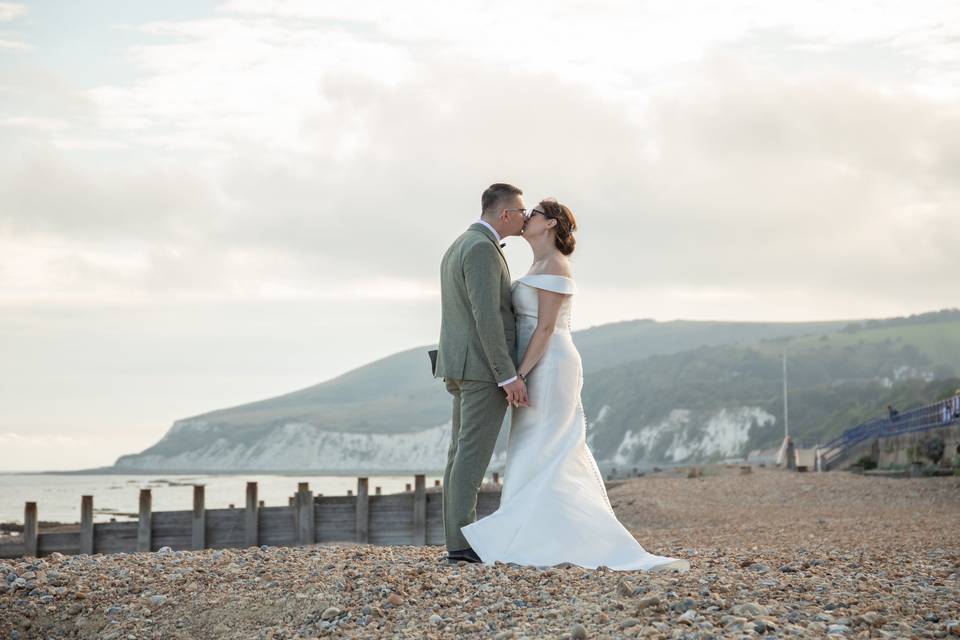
433, 182, 689, 571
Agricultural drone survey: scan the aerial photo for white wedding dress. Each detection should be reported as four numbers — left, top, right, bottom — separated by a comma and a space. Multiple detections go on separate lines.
461, 274, 690, 572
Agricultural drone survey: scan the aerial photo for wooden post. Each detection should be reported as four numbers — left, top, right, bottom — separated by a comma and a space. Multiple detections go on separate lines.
492, 473, 499, 485
297, 486, 315, 545
356, 477, 369, 543
288, 496, 295, 506
413, 474, 426, 545
298, 482, 309, 493
347, 489, 353, 497
375, 486, 381, 496
80, 495, 94, 555
137, 489, 152, 552
24, 502, 38, 557
258, 500, 265, 507
192, 485, 206, 550
405, 483, 412, 492
245, 482, 259, 547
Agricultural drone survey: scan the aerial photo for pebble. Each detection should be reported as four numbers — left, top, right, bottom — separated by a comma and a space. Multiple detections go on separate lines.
0, 466, 955, 640
320, 606, 340, 620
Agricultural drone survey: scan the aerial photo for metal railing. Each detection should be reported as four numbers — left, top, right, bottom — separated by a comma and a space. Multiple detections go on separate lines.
819, 396, 960, 470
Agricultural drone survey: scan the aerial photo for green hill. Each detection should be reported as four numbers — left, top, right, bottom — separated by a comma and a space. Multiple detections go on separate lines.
116, 309, 960, 470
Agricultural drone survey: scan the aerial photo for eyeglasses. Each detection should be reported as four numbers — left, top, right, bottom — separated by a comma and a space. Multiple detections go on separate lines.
525, 209, 545, 221
504, 208, 527, 216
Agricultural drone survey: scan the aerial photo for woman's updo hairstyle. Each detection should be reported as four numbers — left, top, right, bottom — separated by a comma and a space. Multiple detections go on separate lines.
538, 197, 577, 256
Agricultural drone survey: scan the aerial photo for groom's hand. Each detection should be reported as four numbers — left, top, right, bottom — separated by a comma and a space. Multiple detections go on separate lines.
503, 378, 529, 407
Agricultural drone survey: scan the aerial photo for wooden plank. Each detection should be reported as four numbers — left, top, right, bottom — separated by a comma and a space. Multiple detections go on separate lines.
297, 489, 315, 545
207, 508, 246, 549
24, 502, 37, 557
356, 478, 369, 543
245, 481, 258, 548
137, 489, 152, 552
368, 494, 415, 545
192, 485, 205, 550
0, 540, 25, 559
413, 474, 426, 545
80, 495, 94, 555
38, 531, 80, 556
425, 492, 446, 545
476, 491, 501, 518
94, 521, 138, 554
152, 510, 192, 549
316, 500, 356, 542
258, 506, 297, 547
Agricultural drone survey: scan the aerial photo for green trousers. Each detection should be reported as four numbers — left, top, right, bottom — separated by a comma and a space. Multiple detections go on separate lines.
442, 377, 508, 552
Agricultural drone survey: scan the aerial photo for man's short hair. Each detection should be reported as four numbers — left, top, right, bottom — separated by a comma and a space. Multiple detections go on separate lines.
481, 183, 523, 217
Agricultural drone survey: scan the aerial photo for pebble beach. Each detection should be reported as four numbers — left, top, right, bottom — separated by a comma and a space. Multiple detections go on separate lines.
2, 465, 958, 639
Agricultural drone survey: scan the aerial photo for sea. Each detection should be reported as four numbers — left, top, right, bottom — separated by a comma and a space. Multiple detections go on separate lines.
0, 472, 443, 525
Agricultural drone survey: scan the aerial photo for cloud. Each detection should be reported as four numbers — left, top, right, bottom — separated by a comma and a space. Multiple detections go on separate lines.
0, 1, 958, 316
0, 3, 26, 22
0, 432, 80, 446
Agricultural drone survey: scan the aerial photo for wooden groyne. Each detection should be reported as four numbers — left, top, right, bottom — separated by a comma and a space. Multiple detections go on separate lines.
0, 474, 504, 560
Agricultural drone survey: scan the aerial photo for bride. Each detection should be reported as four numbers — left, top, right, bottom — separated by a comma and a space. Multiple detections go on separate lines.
460, 198, 690, 572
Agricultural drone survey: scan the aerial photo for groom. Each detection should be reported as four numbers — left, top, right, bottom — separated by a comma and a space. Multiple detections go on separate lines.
435, 182, 529, 564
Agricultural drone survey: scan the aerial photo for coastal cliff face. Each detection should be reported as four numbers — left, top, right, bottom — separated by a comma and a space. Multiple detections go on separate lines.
113, 421, 454, 473
113, 405, 776, 473
110, 312, 960, 473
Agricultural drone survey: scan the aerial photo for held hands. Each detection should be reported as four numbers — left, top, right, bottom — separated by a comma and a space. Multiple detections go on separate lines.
503, 377, 529, 408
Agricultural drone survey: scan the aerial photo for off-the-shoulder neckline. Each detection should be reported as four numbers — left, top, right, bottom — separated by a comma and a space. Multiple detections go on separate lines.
517, 273, 574, 281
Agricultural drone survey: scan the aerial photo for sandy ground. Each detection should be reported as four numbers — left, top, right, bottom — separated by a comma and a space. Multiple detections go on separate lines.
1, 465, 958, 639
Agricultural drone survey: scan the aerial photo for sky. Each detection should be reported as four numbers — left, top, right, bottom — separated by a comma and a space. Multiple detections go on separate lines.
1, 0, 958, 471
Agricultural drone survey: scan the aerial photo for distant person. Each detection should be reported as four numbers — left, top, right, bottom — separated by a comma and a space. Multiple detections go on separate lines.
436, 188, 689, 572
953, 390, 960, 419
887, 404, 899, 422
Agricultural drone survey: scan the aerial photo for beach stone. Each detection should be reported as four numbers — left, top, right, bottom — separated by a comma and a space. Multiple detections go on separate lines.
731, 602, 769, 617
858, 611, 881, 626
671, 597, 697, 612
620, 617, 640, 629
320, 607, 340, 620
149, 595, 167, 606
386, 593, 404, 606
0, 467, 955, 640
828, 623, 852, 635
570, 623, 587, 639
429, 613, 443, 625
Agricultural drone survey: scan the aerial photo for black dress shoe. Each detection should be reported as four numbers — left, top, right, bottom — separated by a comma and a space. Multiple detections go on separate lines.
446, 547, 482, 564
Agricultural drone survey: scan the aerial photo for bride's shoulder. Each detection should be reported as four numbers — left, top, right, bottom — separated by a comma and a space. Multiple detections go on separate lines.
541, 254, 572, 278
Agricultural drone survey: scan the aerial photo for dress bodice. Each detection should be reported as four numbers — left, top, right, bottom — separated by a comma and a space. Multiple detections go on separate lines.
512, 274, 576, 333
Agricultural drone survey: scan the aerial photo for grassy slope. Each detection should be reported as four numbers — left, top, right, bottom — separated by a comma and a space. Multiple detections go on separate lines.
131, 310, 960, 463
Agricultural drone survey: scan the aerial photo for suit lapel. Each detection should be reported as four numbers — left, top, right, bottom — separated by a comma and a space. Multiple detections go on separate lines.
468, 223, 509, 273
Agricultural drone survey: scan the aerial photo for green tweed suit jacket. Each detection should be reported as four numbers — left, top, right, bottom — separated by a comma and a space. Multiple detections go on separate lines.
435, 223, 518, 383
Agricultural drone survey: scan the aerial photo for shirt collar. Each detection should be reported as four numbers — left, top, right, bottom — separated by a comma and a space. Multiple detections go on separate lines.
475, 219, 501, 243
